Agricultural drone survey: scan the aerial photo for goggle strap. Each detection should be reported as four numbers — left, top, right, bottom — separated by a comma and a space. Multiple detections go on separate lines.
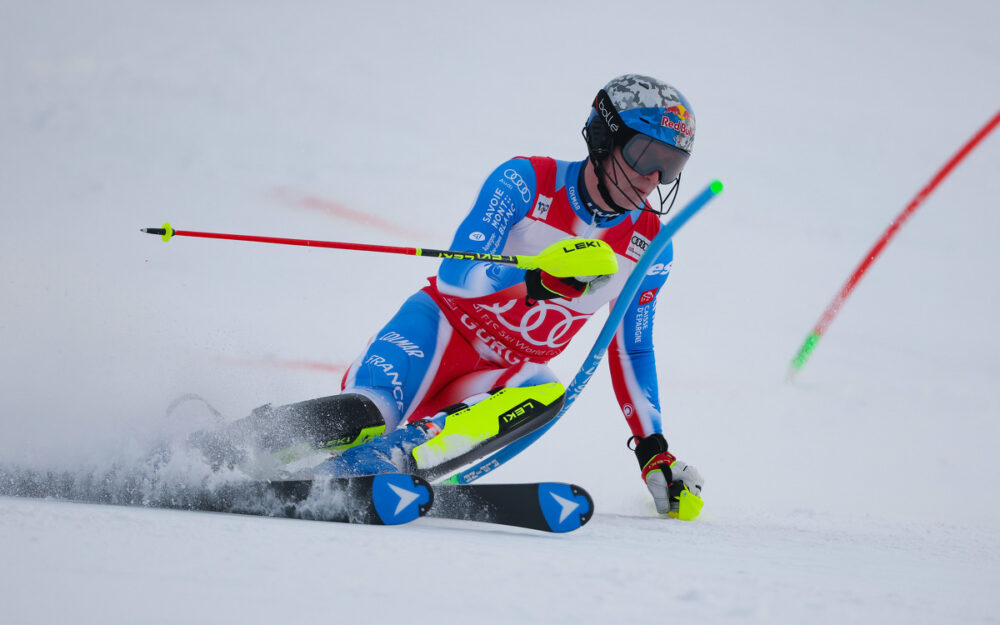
592, 90, 636, 146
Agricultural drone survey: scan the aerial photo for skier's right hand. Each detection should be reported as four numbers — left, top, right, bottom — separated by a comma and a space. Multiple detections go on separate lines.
522, 238, 616, 303
524, 269, 610, 302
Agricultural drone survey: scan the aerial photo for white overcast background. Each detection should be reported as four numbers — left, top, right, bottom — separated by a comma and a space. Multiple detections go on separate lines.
1, 1, 998, 624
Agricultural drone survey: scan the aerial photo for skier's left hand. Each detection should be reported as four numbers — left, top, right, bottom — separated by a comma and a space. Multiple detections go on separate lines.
631, 433, 704, 520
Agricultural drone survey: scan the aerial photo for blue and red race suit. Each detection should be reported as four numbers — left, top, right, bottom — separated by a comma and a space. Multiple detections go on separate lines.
342, 156, 672, 440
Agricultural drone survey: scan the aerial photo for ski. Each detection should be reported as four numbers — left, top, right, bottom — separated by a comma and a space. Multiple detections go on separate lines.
429, 481, 593, 533
1, 465, 592, 532
0, 467, 432, 526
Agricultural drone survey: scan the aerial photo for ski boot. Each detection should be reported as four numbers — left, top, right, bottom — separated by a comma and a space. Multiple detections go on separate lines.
311, 382, 565, 480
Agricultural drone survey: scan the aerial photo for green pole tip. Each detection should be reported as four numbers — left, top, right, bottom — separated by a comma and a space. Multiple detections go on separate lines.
788, 331, 821, 378
710, 180, 724, 194
161, 222, 174, 242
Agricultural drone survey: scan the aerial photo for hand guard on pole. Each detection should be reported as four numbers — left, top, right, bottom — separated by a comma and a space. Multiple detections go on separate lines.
522, 238, 616, 303
524, 269, 611, 302
631, 433, 704, 520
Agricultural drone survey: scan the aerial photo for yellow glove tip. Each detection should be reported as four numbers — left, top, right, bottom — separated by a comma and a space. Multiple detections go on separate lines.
667, 487, 704, 521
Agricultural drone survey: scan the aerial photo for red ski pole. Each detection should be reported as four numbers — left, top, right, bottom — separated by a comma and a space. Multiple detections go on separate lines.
788, 109, 1000, 380
140, 223, 618, 277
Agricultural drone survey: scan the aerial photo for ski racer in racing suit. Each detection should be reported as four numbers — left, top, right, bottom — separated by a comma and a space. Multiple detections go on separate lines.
207, 75, 705, 518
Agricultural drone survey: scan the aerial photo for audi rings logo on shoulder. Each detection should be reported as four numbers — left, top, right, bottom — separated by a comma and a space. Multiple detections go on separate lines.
503, 169, 532, 203
469, 231, 486, 242
627, 233, 652, 261
479, 299, 589, 349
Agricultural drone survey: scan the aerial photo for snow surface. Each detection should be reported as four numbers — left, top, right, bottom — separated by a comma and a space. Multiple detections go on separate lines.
2, 1, 999, 623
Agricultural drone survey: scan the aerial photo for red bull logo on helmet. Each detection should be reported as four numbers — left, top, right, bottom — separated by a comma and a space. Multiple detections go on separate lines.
661, 104, 693, 137
664, 104, 690, 121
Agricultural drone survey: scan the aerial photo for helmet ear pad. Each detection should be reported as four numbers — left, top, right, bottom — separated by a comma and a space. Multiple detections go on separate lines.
584, 115, 614, 161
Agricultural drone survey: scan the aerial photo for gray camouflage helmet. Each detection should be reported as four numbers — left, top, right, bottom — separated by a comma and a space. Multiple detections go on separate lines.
590, 74, 695, 154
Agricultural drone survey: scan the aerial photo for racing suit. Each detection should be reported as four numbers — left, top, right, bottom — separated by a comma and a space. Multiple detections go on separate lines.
341, 156, 673, 440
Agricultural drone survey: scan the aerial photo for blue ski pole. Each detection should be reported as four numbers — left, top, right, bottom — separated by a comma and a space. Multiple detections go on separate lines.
442, 180, 724, 484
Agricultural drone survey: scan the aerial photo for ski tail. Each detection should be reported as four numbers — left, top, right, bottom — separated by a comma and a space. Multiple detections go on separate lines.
260, 474, 433, 525
365, 473, 434, 525
429, 482, 593, 533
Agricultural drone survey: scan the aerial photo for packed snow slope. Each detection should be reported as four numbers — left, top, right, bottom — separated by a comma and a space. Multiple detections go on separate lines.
2, 1, 999, 623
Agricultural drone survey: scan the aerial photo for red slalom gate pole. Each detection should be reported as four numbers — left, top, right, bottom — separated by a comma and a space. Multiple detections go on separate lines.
788, 109, 1000, 380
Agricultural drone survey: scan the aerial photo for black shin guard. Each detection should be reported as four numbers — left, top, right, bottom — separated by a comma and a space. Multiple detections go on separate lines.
189, 393, 386, 469
248, 393, 386, 451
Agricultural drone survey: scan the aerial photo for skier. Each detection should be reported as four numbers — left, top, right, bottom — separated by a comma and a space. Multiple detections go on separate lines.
197, 74, 705, 518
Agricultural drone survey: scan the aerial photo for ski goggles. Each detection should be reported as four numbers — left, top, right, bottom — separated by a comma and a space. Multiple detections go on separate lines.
620, 133, 690, 184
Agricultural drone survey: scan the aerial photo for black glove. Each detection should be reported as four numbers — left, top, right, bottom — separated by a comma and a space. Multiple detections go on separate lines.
524, 269, 611, 304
